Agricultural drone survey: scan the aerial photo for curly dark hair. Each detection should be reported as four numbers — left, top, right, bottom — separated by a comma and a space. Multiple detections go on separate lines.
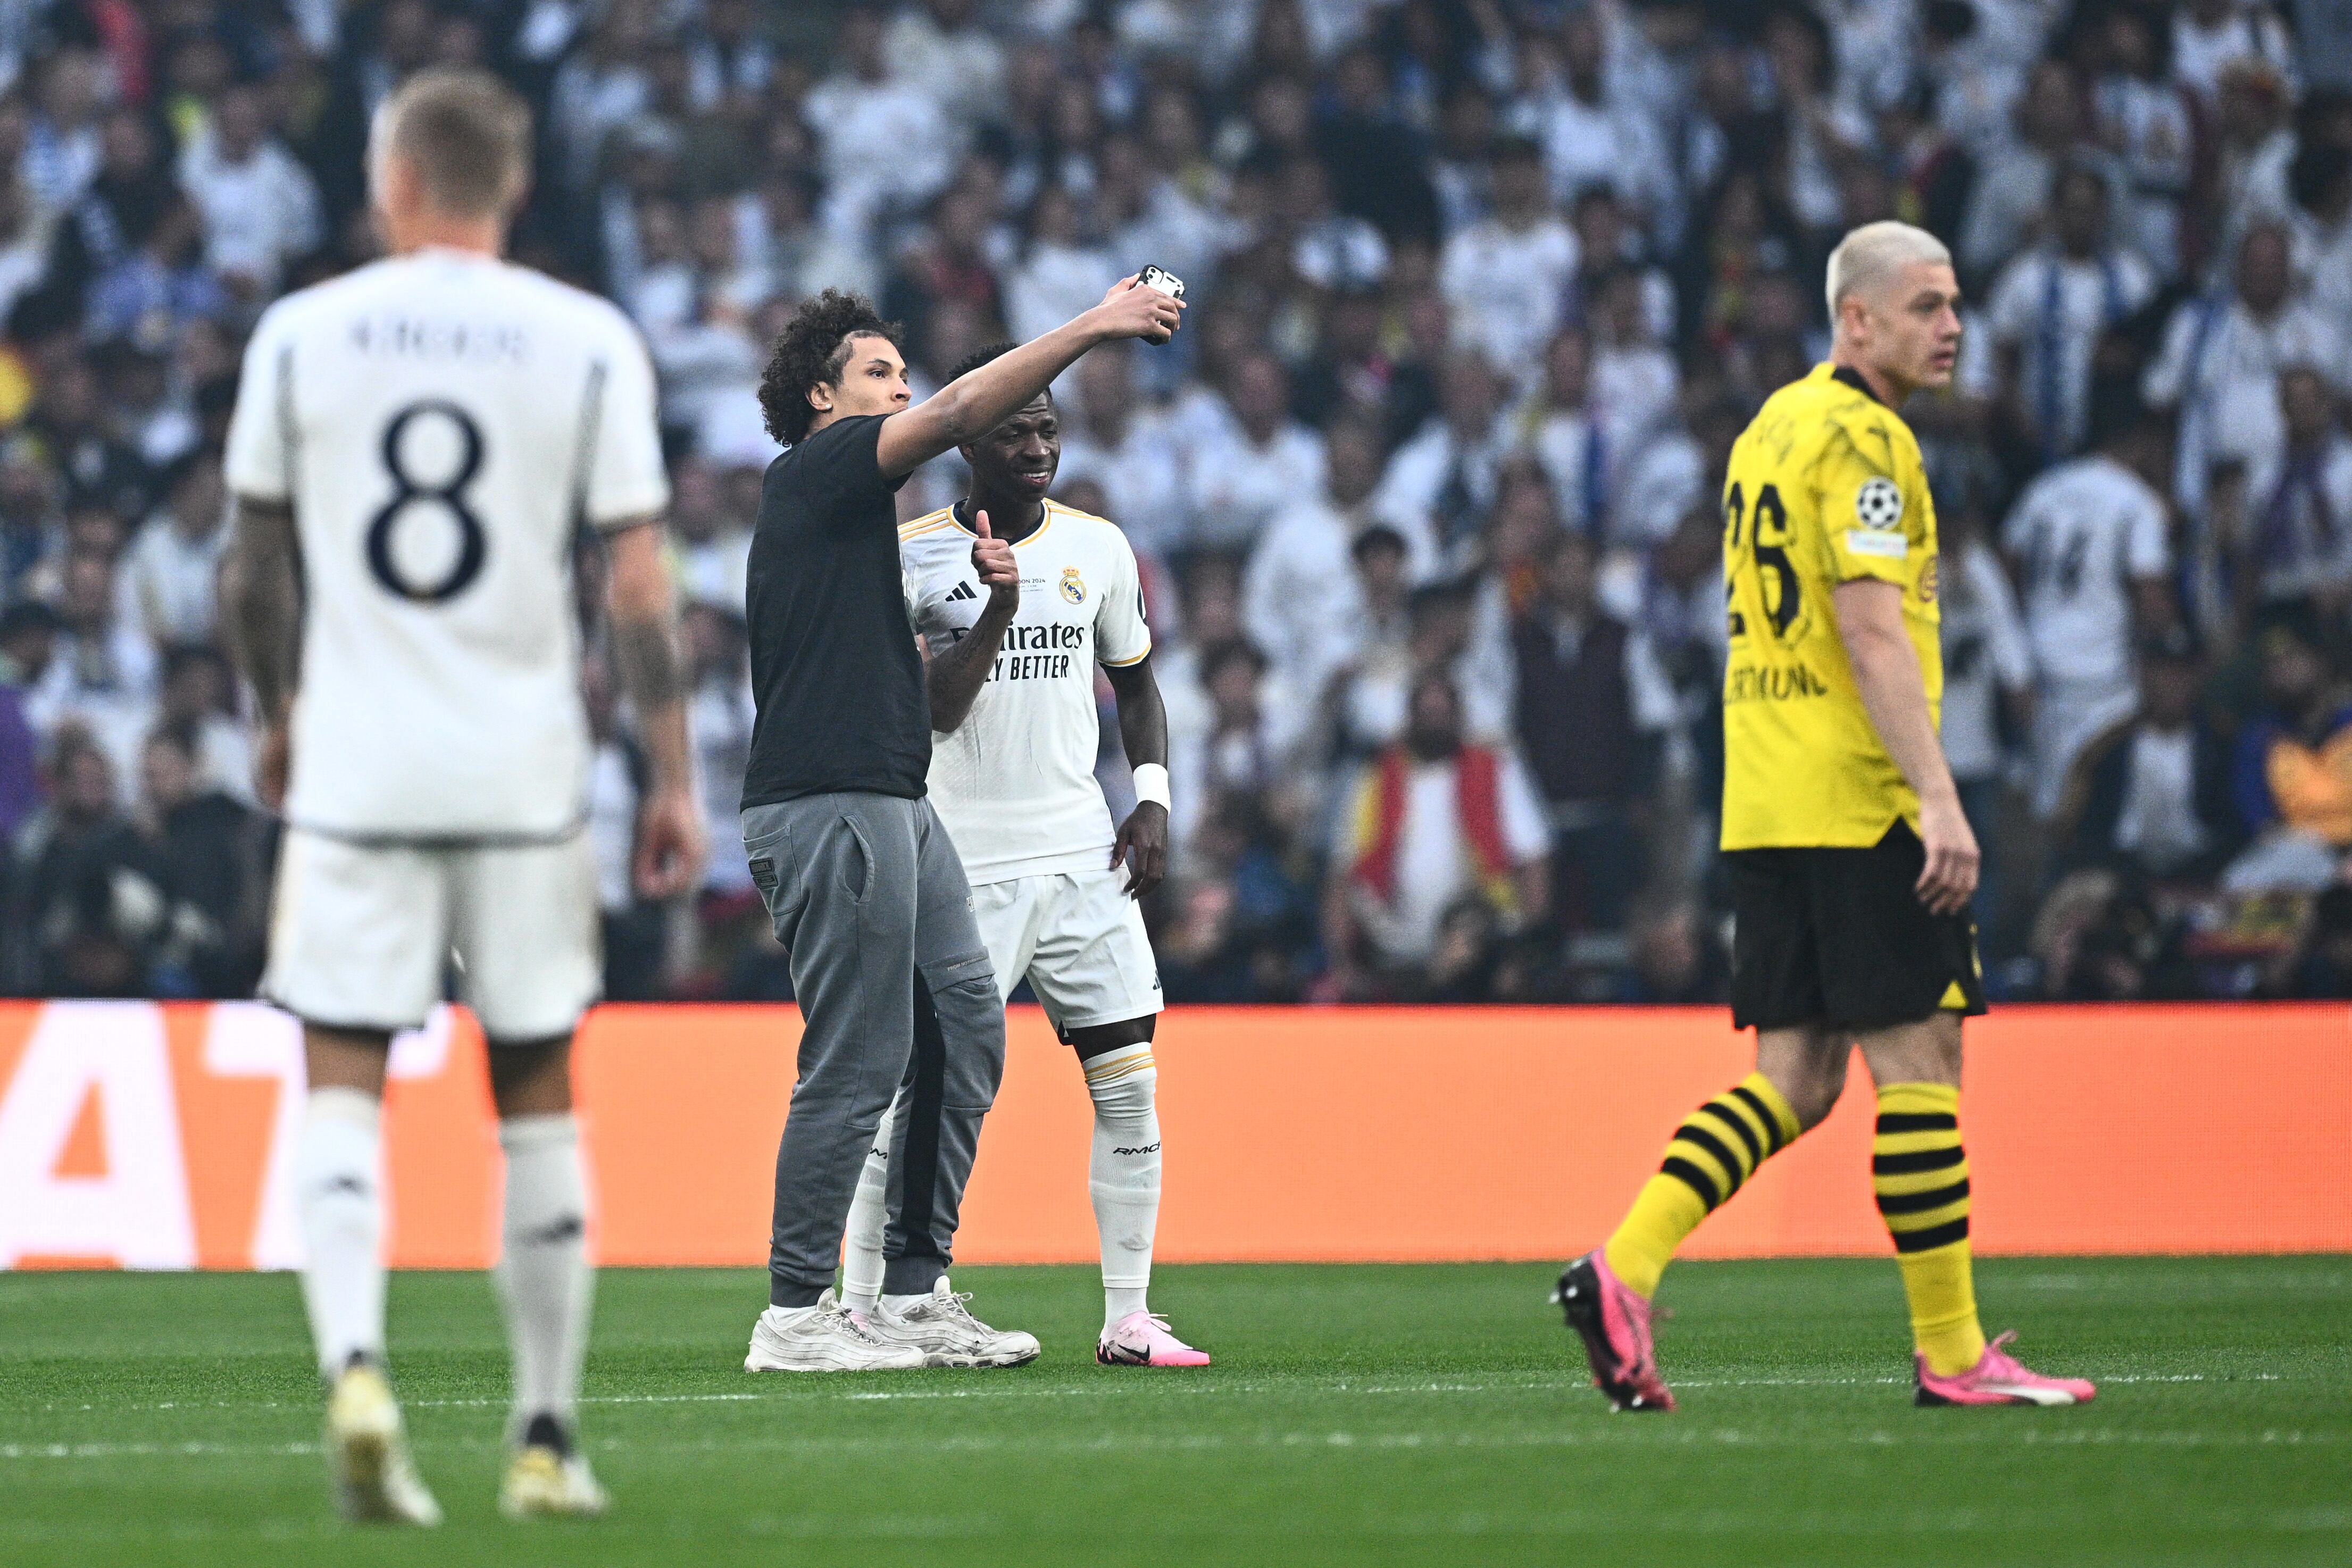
756, 289, 905, 446
949, 341, 1017, 382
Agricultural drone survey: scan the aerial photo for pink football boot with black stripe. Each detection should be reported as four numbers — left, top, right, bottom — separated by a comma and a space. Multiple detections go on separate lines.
1915, 1331, 2097, 1407
1556, 1250, 1675, 1412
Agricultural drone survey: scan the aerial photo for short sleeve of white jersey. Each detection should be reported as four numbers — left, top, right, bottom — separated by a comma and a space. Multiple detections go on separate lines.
223, 306, 293, 502
580, 308, 670, 529
1096, 527, 1152, 667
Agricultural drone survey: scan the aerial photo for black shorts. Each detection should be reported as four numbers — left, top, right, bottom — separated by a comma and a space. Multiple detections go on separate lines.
1726, 820, 1987, 1033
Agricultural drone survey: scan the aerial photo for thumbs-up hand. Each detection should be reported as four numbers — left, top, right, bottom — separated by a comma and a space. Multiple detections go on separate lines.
971, 508, 1020, 614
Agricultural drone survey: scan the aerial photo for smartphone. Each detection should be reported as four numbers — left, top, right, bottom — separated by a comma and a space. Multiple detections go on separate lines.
1137, 265, 1186, 300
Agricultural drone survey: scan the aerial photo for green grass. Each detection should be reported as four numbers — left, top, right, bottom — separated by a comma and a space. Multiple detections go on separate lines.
1, 1260, 2345, 1567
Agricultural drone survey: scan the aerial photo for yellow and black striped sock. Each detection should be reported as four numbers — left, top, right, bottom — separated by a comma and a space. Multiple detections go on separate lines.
1873, 1083, 1987, 1377
1603, 1073, 1802, 1299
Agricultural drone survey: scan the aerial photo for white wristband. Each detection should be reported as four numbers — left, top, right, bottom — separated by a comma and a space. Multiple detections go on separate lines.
1132, 762, 1171, 812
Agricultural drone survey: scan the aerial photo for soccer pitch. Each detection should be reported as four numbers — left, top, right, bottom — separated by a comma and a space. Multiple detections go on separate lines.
3, 1259, 2345, 1567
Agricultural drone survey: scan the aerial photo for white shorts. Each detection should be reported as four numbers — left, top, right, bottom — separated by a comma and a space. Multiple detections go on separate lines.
972, 867, 1162, 1033
262, 827, 600, 1040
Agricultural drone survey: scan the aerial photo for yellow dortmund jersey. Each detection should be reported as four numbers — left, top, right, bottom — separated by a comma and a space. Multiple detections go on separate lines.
1721, 362, 1942, 850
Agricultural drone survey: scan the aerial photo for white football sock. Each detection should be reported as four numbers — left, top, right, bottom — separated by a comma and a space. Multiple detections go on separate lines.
1085, 1045, 1161, 1332
495, 1114, 593, 1436
295, 1087, 386, 1378
839, 1093, 898, 1316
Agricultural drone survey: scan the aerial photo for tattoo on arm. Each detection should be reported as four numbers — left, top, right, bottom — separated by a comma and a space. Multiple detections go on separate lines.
221, 496, 302, 721
611, 615, 683, 712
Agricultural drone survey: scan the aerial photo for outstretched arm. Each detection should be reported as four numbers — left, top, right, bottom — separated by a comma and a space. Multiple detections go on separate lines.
874, 277, 1181, 480
1104, 655, 1169, 898
605, 520, 706, 899
219, 494, 302, 808
927, 510, 1021, 733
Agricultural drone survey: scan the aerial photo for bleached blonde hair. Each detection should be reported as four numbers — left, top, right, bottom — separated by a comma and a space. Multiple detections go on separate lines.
1825, 221, 1952, 330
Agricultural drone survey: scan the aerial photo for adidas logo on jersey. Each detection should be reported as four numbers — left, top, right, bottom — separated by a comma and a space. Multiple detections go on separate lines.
947, 581, 978, 602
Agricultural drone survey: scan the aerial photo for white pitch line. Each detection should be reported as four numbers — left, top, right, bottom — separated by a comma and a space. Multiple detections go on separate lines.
0, 1441, 321, 1461
13, 1368, 2288, 1417
4, 1424, 2341, 1465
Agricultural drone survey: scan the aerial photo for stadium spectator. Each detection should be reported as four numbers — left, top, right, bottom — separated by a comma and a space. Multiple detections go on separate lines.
1511, 530, 1669, 933
1325, 670, 1549, 998
1960, 60, 2095, 282
2004, 397, 2175, 818
122, 447, 226, 648
1376, 351, 1509, 572
1439, 135, 1574, 374
177, 84, 322, 299
2224, 609, 2352, 890
2052, 629, 2240, 882
2247, 364, 2352, 608
1242, 415, 1399, 701
1181, 351, 1323, 553
1516, 328, 1610, 539
2144, 220, 2339, 513
803, 4, 956, 238
4, 722, 153, 995
133, 722, 265, 996
1984, 164, 2155, 463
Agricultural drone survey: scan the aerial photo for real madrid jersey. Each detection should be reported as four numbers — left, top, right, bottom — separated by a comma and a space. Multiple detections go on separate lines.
1720, 362, 1942, 850
900, 498, 1152, 884
223, 247, 669, 840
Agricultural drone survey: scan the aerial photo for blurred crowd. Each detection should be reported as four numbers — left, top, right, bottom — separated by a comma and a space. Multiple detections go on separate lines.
4, 0, 2352, 1006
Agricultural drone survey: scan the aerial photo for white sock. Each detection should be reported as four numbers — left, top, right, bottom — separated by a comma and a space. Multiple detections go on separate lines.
839, 1093, 899, 1316
296, 1087, 386, 1379
1085, 1045, 1161, 1333
495, 1114, 593, 1438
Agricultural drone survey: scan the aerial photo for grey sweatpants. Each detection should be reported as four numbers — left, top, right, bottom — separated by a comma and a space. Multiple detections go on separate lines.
743, 791, 1004, 1307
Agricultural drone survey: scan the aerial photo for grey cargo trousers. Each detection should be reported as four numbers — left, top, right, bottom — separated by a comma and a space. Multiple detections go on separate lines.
743, 791, 1005, 1307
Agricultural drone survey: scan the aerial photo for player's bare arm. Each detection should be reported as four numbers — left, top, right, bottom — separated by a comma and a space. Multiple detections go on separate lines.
604, 520, 706, 899
1104, 656, 1169, 898
926, 507, 1021, 732
1833, 577, 1979, 915
219, 493, 302, 810
871, 278, 1180, 479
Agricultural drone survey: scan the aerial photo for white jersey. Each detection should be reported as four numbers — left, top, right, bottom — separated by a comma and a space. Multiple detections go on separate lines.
2002, 454, 2170, 694
902, 499, 1152, 885
224, 247, 668, 840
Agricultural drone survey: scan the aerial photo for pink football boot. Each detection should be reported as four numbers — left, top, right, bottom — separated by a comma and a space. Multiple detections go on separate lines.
1915, 1331, 2097, 1407
1097, 1312, 1212, 1367
1556, 1250, 1675, 1413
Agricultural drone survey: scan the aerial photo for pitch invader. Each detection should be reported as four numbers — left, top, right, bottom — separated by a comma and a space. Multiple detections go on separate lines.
1558, 222, 2094, 1411
840, 342, 1208, 1367
221, 71, 703, 1520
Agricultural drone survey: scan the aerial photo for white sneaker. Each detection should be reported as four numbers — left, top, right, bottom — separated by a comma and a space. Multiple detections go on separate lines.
745, 1289, 927, 1372
867, 1278, 1041, 1368
325, 1363, 441, 1526
501, 1443, 609, 1519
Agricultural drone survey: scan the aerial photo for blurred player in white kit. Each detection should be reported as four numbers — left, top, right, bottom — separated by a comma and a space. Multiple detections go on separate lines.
220, 68, 702, 1524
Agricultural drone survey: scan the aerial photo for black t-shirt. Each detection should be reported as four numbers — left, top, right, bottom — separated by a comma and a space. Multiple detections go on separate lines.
740, 414, 929, 808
